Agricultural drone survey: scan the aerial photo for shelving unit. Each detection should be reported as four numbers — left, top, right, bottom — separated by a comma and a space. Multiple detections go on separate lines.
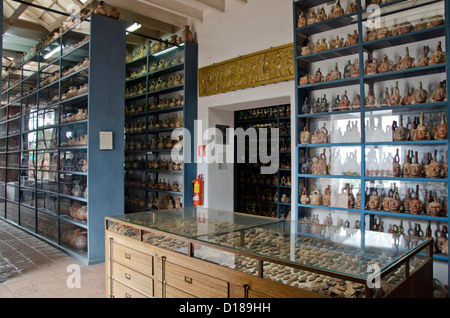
294, 0, 449, 285
0, 13, 126, 264
234, 104, 292, 218
124, 40, 198, 213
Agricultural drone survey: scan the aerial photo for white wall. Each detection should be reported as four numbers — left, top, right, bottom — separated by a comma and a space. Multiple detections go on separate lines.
191, 0, 296, 213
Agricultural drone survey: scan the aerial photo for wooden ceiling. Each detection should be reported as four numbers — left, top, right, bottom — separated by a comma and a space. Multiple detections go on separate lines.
2, 0, 248, 65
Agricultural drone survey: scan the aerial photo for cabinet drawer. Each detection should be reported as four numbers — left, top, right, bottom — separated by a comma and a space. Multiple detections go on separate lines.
112, 242, 153, 277
158, 258, 228, 298
111, 261, 154, 297
157, 281, 196, 298
111, 280, 148, 298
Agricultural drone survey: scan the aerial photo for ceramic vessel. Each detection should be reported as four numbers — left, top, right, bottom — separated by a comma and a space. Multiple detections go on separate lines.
109, 7, 120, 19
94, 1, 108, 16
182, 25, 194, 43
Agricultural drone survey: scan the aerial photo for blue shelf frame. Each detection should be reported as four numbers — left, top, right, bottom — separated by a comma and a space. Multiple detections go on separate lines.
1, 13, 126, 265
123, 41, 198, 213
294, 0, 450, 287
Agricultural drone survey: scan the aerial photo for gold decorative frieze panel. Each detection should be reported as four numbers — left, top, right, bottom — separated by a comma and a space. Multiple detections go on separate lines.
199, 43, 295, 97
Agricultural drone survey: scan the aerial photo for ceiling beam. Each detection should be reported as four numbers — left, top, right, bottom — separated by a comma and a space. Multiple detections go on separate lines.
234, 0, 247, 4
137, 0, 203, 21
192, 0, 225, 13
7, 0, 33, 24
3, 15, 49, 34
105, 0, 188, 28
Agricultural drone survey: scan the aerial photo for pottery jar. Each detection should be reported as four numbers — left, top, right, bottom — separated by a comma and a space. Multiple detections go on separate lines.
435, 114, 447, 140
409, 185, 423, 215
413, 81, 428, 104
301, 44, 311, 56
409, 151, 423, 177
297, 12, 307, 28
343, 60, 352, 78
430, 41, 446, 65
299, 74, 309, 85
398, 20, 414, 34
428, 193, 443, 217
330, 63, 342, 81
378, 54, 392, 73
350, 59, 360, 77
307, 10, 317, 25
391, 149, 401, 177
322, 186, 331, 206
393, 115, 409, 141
316, 7, 327, 22
109, 7, 120, 19
333, 1, 344, 17
415, 111, 431, 140
182, 25, 194, 43
365, 55, 378, 75
376, 21, 390, 39
388, 81, 401, 106
312, 69, 324, 83
338, 90, 351, 111
94, 1, 108, 16
317, 123, 328, 143
365, 89, 376, 107
401, 47, 415, 69
311, 151, 327, 175
418, 46, 430, 67
428, 12, 444, 28
390, 19, 399, 36
309, 189, 322, 206
415, 18, 427, 31
432, 80, 446, 102
427, 150, 444, 178
402, 188, 413, 213
402, 86, 413, 105
382, 188, 394, 212
300, 126, 311, 145
367, 189, 381, 211
389, 189, 403, 213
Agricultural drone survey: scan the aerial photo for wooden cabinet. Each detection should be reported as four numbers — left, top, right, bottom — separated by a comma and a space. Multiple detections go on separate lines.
105, 208, 434, 298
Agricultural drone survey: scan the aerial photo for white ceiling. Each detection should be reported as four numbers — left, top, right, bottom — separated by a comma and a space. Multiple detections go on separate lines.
2, 0, 248, 67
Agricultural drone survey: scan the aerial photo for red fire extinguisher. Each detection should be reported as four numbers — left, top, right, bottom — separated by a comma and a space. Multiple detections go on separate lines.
193, 174, 204, 206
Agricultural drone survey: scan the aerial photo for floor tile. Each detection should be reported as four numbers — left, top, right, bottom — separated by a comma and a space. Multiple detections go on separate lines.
0, 220, 105, 298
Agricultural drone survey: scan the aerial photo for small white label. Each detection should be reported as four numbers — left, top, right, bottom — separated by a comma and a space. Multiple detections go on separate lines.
99, 131, 113, 150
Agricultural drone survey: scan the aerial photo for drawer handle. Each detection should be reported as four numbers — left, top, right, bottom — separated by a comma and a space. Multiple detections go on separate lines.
125, 253, 131, 260
125, 293, 131, 298
125, 273, 131, 280
185, 276, 192, 284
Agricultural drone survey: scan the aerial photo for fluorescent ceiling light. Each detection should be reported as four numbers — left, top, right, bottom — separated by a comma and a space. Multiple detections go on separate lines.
126, 23, 142, 33
44, 47, 60, 60
153, 43, 184, 57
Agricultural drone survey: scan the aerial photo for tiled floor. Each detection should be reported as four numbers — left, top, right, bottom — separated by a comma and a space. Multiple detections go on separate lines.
0, 219, 105, 298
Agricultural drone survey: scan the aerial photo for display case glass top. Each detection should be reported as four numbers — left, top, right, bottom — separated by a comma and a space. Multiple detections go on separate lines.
107, 207, 432, 280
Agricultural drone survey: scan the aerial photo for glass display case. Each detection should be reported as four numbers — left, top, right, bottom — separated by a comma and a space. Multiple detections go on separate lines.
105, 207, 433, 298
294, 0, 449, 287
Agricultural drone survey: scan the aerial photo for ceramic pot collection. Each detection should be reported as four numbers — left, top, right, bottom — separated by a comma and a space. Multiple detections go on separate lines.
365, 184, 447, 217
300, 30, 358, 57
297, 1, 357, 28
365, 13, 444, 42
364, 42, 445, 76
237, 106, 290, 120
300, 184, 356, 209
